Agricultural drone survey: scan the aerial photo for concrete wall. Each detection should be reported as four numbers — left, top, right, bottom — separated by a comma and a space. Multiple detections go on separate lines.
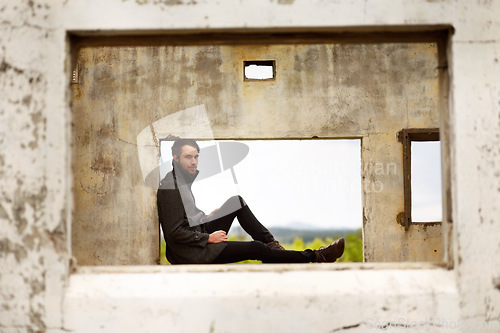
72, 42, 440, 264
0, 0, 499, 332
71, 46, 161, 265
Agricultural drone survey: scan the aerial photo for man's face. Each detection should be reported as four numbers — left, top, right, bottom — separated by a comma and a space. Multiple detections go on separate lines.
174, 144, 199, 175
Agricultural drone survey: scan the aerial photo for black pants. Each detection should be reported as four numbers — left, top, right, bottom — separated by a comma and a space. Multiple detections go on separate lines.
203, 196, 315, 264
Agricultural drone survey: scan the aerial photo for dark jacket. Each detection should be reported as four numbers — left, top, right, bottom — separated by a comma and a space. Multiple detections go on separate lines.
157, 162, 226, 264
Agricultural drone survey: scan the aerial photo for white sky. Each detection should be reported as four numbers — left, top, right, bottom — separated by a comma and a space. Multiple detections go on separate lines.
244, 64, 274, 80
160, 139, 442, 229
412, 141, 443, 222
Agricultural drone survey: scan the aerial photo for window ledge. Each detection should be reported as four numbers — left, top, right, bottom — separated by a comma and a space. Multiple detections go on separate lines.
64, 263, 458, 332
74, 262, 448, 275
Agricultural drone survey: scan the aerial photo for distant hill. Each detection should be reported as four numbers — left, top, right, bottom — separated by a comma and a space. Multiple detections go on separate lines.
282, 221, 324, 230
229, 225, 358, 243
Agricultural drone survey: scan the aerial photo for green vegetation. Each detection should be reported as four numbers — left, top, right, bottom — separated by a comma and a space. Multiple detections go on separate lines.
281, 228, 363, 263
160, 228, 363, 264
160, 241, 169, 265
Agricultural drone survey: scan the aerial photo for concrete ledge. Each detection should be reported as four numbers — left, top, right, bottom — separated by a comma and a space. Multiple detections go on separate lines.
64, 265, 458, 332
74, 262, 448, 274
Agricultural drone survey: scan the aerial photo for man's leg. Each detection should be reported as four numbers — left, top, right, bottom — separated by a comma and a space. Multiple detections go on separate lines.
204, 196, 275, 244
211, 241, 316, 264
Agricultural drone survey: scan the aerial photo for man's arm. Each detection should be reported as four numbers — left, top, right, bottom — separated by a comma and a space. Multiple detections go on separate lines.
158, 189, 209, 247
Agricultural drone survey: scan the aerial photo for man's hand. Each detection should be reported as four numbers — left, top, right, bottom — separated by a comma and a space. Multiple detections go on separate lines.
208, 230, 227, 243
207, 208, 220, 219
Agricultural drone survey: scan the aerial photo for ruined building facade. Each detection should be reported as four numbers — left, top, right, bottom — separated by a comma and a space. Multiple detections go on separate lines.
0, 1, 499, 332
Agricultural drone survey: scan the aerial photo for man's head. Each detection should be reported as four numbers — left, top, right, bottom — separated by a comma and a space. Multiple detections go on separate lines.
172, 139, 200, 175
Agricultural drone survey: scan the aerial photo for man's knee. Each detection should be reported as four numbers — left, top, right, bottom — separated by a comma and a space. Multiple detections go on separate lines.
229, 195, 246, 207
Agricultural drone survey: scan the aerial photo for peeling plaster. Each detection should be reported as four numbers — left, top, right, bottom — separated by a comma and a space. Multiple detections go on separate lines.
0, 1, 67, 331
0, 238, 28, 263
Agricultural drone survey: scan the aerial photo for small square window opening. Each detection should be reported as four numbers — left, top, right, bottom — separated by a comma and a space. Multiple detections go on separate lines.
244, 60, 275, 80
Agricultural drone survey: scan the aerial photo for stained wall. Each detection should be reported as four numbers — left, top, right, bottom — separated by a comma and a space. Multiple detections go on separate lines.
72, 42, 441, 264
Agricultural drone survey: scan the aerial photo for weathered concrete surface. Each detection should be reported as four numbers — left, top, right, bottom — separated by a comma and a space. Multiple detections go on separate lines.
72, 42, 440, 264
64, 265, 459, 333
71, 47, 160, 265
0, 0, 499, 332
452, 40, 500, 328
0, 1, 69, 331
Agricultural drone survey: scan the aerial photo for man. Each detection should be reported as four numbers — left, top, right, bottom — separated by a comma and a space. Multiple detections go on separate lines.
157, 138, 345, 264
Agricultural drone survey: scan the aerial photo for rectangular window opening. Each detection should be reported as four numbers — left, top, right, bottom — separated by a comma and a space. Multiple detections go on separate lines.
70, 31, 450, 268
244, 60, 275, 80
411, 141, 442, 222
400, 128, 442, 228
159, 139, 363, 264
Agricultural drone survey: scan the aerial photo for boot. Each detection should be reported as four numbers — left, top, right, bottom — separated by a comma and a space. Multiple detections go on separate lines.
314, 238, 345, 262
266, 240, 285, 250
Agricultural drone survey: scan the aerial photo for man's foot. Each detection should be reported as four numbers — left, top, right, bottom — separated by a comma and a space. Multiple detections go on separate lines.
314, 238, 345, 262
266, 240, 285, 250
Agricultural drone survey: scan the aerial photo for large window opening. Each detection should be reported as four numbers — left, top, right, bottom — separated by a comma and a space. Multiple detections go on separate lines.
70, 30, 449, 266
159, 139, 363, 263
